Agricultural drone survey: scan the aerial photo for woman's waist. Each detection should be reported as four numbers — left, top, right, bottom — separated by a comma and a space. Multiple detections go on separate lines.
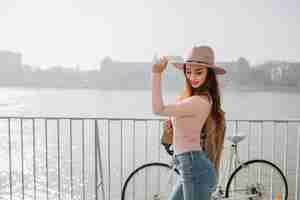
174, 135, 202, 146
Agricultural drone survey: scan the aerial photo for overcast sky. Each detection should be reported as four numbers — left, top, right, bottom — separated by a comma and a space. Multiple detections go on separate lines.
0, 0, 299, 68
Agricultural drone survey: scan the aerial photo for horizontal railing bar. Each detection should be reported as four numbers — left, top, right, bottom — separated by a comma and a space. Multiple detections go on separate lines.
0, 116, 164, 121
0, 116, 300, 122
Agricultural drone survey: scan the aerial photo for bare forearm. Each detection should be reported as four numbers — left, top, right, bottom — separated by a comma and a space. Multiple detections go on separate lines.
152, 73, 164, 114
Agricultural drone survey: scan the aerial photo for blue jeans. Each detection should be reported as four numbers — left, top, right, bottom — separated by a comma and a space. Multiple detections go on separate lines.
168, 151, 217, 200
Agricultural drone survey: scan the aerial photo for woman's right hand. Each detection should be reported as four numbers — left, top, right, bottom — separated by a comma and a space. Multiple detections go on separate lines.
164, 118, 172, 130
152, 56, 168, 73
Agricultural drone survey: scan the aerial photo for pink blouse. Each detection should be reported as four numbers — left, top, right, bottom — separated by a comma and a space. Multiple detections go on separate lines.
152, 73, 212, 155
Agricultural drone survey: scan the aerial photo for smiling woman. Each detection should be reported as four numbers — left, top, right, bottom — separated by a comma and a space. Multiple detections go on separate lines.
151, 45, 227, 200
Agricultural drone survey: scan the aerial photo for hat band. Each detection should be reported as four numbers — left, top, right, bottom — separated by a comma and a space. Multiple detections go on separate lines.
185, 59, 212, 65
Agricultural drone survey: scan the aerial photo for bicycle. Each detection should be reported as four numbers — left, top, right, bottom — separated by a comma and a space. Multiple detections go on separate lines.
121, 134, 288, 200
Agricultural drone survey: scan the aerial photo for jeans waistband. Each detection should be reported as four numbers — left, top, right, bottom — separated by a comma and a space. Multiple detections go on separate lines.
174, 150, 208, 160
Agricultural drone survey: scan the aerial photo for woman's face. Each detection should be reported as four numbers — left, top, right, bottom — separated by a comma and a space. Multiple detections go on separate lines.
185, 64, 208, 88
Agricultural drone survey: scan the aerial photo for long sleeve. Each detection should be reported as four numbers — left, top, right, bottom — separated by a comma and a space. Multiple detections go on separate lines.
151, 73, 210, 117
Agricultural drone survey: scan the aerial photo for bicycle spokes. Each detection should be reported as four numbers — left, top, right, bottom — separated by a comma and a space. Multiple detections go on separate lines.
225, 160, 288, 200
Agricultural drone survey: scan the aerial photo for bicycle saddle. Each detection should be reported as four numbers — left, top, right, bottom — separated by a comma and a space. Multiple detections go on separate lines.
226, 135, 246, 144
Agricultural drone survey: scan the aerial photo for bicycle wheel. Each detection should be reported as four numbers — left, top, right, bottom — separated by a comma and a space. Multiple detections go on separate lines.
225, 159, 288, 200
121, 162, 180, 200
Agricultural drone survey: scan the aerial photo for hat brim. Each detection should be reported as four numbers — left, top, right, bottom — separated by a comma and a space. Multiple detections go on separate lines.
170, 61, 226, 75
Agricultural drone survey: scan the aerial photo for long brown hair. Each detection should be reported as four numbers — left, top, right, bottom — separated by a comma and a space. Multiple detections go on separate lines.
177, 64, 226, 175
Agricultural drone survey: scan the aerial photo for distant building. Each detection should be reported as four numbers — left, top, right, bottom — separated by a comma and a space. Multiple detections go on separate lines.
0, 51, 23, 84
271, 65, 284, 82
258, 61, 300, 85
0, 50, 22, 73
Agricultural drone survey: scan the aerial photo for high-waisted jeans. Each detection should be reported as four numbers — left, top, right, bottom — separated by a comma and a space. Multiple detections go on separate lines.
168, 151, 217, 200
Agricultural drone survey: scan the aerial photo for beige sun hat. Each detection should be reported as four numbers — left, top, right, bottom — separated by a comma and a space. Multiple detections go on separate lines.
170, 45, 226, 75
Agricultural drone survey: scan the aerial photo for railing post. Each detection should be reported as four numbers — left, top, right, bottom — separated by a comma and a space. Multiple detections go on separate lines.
45, 119, 49, 200
8, 118, 12, 200
94, 120, 98, 200
120, 120, 123, 191
69, 119, 74, 199
20, 118, 25, 200
81, 119, 85, 200
32, 118, 37, 200
95, 120, 105, 200
57, 119, 61, 200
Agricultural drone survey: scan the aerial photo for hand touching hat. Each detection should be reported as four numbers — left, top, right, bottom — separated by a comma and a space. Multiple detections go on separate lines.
152, 56, 168, 73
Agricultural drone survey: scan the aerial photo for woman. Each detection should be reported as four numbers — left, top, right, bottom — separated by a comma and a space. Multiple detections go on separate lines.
152, 45, 226, 200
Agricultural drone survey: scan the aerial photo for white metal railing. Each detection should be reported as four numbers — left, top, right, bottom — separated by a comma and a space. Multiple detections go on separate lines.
0, 116, 299, 200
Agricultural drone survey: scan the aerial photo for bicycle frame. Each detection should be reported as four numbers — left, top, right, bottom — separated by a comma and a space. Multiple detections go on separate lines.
217, 143, 243, 193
